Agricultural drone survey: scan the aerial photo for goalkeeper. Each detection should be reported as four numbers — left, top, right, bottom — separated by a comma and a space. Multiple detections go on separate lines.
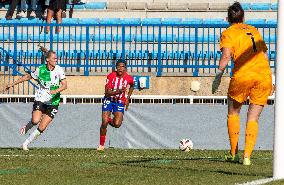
4, 47, 67, 151
212, 2, 273, 165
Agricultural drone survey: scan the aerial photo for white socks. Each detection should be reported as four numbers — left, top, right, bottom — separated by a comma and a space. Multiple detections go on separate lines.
23, 128, 42, 147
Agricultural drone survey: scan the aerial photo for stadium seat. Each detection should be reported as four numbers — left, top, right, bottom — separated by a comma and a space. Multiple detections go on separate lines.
203, 18, 226, 24
9, 34, 30, 41
62, 18, 79, 24
158, 34, 176, 42
245, 19, 266, 25
107, 2, 127, 10
167, 3, 188, 11
134, 34, 155, 42
147, 2, 167, 10
250, 3, 270, 11
52, 34, 72, 41
127, 2, 146, 10
264, 35, 276, 43
120, 18, 141, 24
271, 3, 278, 11
142, 18, 161, 24
176, 35, 197, 42
209, 3, 230, 11
29, 34, 50, 41
0, 34, 8, 41
239, 3, 250, 11
188, 3, 209, 11
84, 2, 106, 9
71, 34, 92, 41
92, 34, 113, 42
162, 18, 182, 24
114, 34, 134, 42
266, 19, 277, 24
100, 18, 120, 24
80, 18, 99, 24
182, 18, 203, 24
72, 4, 85, 9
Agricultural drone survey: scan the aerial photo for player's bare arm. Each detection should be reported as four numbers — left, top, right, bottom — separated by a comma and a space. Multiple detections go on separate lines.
212, 47, 232, 93
49, 79, 68, 95
125, 84, 134, 111
5, 73, 32, 91
219, 47, 231, 71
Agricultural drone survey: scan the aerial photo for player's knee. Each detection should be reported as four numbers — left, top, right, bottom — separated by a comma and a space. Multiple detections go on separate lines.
113, 121, 122, 128
31, 119, 40, 125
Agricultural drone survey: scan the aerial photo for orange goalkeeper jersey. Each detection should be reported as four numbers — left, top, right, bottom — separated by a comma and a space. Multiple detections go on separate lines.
220, 23, 271, 76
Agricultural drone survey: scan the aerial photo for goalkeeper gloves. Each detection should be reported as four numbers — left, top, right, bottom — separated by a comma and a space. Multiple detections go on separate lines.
212, 69, 224, 94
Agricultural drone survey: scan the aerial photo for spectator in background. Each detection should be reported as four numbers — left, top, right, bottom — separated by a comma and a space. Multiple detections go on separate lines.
17, 0, 38, 18
5, 0, 39, 19
45, 0, 67, 33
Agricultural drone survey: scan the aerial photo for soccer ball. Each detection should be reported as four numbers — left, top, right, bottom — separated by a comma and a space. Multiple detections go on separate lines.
179, 138, 193, 152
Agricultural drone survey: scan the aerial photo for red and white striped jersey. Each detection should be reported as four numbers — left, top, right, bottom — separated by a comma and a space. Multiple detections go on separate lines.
105, 71, 134, 104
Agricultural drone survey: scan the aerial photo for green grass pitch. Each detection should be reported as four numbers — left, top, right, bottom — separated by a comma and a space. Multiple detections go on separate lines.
0, 148, 283, 185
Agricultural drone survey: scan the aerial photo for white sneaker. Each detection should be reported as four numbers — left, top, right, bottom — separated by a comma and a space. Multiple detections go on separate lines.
30, 11, 36, 18
97, 145, 105, 151
22, 144, 29, 151
20, 126, 26, 135
16, 11, 26, 18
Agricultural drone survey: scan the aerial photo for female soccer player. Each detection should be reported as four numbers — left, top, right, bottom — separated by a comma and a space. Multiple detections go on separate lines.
5, 49, 67, 150
212, 2, 273, 165
97, 59, 134, 151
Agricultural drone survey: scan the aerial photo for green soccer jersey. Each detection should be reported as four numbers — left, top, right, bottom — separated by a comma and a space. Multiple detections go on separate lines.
31, 65, 66, 105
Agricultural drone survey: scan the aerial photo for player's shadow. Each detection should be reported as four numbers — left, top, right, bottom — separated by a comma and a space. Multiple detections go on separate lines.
104, 157, 271, 178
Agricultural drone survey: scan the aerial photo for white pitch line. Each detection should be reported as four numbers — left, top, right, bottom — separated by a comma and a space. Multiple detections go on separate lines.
236, 178, 275, 185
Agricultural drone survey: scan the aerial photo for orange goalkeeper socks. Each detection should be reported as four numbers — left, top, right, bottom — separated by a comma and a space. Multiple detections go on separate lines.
227, 114, 240, 156
244, 121, 258, 158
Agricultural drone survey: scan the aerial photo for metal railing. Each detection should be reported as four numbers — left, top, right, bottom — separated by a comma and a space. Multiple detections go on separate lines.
0, 22, 277, 77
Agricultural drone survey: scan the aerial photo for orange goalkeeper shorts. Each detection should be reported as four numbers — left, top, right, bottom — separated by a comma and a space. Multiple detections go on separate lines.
228, 73, 272, 105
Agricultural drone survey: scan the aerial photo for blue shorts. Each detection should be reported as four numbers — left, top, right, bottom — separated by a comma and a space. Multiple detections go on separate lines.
102, 98, 125, 113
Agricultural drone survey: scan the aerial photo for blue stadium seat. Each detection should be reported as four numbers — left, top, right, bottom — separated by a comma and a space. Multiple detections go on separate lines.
120, 18, 141, 24
141, 18, 161, 24
266, 19, 277, 24
80, 18, 99, 24
157, 34, 176, 42
29, 34, 50, 41
62, 18, 79, 24
92, 34, 113, 42
245, 19, 266, 25
0, 34, 9, 41
52, 34, 72, 41
203, 18, 226, 24
134, 34, 155, 42
100, 18, 120, 24
72, 4, 85, 9
9, 34, 30, 41
162, 18, 182, 24
271, 3, 278, 11
264, 35, 276, 43
182, 18, 203, 24
114, 34, 134, 42
84, 2, 106, 9
176, 35, 197, 42
198, 35, 218, 42
71, 34, 92, 41
241, 3, 251, 10
250, 3, 270, 11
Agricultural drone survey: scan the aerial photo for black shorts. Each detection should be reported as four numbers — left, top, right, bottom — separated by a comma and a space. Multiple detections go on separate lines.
33, 101, 59, 119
